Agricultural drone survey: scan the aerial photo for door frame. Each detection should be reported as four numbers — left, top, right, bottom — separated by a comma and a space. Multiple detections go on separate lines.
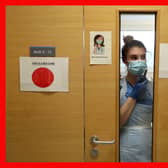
116, 8, 160, 162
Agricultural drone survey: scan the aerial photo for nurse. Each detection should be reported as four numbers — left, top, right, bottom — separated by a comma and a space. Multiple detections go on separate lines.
120, 36, 153, 162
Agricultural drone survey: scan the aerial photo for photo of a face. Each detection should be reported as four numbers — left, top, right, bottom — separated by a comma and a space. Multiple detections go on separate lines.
93, 34, 105, 55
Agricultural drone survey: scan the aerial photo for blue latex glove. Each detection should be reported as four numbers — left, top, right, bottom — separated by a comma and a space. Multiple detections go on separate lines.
126, 79, 148, 100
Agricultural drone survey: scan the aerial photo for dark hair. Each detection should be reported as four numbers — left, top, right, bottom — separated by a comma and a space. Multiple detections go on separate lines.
122, 35, 146, 63
94, 34, 105, 47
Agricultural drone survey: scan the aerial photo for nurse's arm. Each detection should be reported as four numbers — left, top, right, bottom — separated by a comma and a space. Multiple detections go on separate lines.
120, 97, 136, 127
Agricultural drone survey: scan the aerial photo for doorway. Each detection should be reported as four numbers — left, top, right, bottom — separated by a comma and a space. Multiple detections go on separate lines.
119, 12, 156, 162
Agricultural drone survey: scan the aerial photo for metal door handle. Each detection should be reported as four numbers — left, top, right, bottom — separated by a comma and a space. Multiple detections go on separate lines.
90, 135, 115, 145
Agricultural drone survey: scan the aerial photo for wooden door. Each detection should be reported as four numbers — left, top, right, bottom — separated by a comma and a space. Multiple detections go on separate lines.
6, 5, 168, 162
154, 6, 168, 162
6, 6, 84, 162
84, 6, 119, 162
115, 6, 168, 162
84, 6, 168, 162
6, 5, 119, 162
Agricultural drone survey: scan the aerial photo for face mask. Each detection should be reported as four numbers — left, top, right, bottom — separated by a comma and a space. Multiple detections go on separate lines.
96, 40, 103, 44
128, 60, 147, 75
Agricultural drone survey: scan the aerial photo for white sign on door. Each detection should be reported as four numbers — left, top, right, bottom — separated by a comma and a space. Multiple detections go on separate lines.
90, 31, 112, 64
159, 43, 168, 78
20, 57, 69, 92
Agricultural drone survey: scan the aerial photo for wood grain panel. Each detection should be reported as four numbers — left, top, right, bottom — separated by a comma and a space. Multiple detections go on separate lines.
84, 6, 119, 162
155, 6, 168, 161
6, 5, 168, 162
6, 6, 84, 162
84, 6, 165, 162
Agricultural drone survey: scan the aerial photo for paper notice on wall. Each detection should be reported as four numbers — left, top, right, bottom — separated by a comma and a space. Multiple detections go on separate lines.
20, 57, 69, 92
159, 43, 168, 78
90, 31, 112, 64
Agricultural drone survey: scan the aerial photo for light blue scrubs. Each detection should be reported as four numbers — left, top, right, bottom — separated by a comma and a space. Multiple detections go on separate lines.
120, 78, 153, 162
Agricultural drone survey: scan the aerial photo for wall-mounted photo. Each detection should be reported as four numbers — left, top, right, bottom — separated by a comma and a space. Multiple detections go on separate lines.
90, 31, 112, 64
